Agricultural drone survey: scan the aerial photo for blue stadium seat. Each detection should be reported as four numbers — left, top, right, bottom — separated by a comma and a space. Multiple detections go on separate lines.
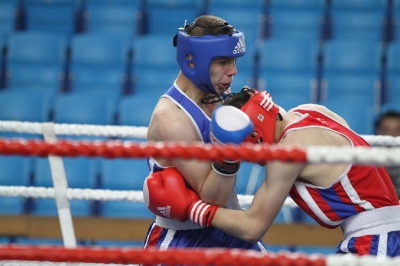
387, 40, 400, 74
387, 74, 400, 106
0, 1, 18, 34
330, 0, 385, 9
271, 0, 324, 9
100, 158, 149, 191
0, 237, 10, 244
324, 99, 375, 135
330, 8, 384, 40
31, 157, 98, 217
7, 31, 68, 65
298, 208, 318, 225
85, 0, 140, 37
262, 72, 315, 104
270, 3, 323, 40
147, 0, 203, 36
6, 64, 64, 95
68, 33, 131, 97
295, 245, 337, 255
324, 39, 382, 73
24, 0, 80, 35
230, 68, 256, 93
257, 37, 318, 103
132, 34, 177, 70
258, 37, 319, 73
0, 91, 52, 139
236, 162, 264, 196
14, 237, 64, 246
322, 39, 382, 106
0, 33, 8, 88
5, 31, 68, 94
93, 239, 144, 248
99, 158, 155, 219
0, 91, 52, 121
322, 72, 377, 106
134, 68, 178, 97
380, 102, 400, 115
0, 156, 32, 186
53, 93, 118, 126
271, 94, 311, 113
274, 198, 301, 224
132, 34, 178, 95
118, 94, 160, 127
264, 244, 294, 253
0, 156, 32, 215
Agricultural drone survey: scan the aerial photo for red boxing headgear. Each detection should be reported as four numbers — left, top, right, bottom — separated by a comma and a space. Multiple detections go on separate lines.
240, 90, 279, 145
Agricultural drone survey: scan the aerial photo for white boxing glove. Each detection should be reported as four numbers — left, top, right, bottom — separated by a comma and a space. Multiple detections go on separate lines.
210, 105, 254, 176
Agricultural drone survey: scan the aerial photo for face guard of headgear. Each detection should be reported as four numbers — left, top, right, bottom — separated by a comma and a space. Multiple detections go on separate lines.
240, 89, 280, 145
173, 21, 246, 97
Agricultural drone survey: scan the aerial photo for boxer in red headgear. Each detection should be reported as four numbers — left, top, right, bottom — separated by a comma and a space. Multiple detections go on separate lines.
144, 87, 400, 257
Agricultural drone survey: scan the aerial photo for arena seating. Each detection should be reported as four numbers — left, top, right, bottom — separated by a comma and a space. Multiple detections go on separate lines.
31, 157, 99, 217
0, 156, 32, 215
84, 0, 140, 37
52, 92, 118, 126
236, 162, 264, 196
5, 31, 68, 95
23, 0, 81, 36
67, 32, 131, 96
269, 0, 324, 40
99, 158, 155, 219
0, 1, 20, 34
117, 94, 159, 127
146, 0, 203, 36
131, 34, 178, 95
0, 91, 52, 139
0, 0, 398, 252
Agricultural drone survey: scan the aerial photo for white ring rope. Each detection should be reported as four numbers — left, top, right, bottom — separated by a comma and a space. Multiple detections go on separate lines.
2, 120, 400, 147
0, 121, 148, 139
307, 146, 400, 166
0, 186, 286, 207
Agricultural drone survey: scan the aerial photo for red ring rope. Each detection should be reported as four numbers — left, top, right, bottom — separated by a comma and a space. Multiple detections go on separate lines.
0, 138, 307, 163
0, 245, 326, 266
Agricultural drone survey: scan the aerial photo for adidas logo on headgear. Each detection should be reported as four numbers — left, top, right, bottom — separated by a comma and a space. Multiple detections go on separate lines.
233, 39, 245, 54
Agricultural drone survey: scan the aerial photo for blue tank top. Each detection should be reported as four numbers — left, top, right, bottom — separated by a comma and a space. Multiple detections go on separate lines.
148, 84, 211, 172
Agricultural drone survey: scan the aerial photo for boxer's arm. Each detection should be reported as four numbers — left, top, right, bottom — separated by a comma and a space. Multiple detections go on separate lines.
147, 100, 238, 206
211, 159, 303, 243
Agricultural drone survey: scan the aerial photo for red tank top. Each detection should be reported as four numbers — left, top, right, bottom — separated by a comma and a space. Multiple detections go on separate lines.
281, 108, 399, 229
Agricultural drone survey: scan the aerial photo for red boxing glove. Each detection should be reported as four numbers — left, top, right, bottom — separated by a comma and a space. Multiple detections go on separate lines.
143, 167, 218, 227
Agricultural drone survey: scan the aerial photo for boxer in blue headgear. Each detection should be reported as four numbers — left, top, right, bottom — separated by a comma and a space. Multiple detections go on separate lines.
173, 18, 246, 103
144, 15, 266, 253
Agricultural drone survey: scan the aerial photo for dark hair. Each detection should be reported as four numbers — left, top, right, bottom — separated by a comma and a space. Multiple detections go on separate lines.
223, 87, 252, 109
375, 110, 400, 129
186, 15, 236, 37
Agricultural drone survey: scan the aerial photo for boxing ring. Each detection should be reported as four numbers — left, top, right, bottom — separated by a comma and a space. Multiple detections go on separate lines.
1, 120, 400, 266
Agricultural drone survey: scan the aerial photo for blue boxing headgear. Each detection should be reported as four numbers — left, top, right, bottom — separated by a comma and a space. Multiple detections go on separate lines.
173, 22, 246, 94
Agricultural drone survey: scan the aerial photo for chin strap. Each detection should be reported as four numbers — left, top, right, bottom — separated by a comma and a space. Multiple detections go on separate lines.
201, 92, 235, 104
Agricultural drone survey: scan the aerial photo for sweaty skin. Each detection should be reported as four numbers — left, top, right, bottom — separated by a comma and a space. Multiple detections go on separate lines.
211, 104, 352, 242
